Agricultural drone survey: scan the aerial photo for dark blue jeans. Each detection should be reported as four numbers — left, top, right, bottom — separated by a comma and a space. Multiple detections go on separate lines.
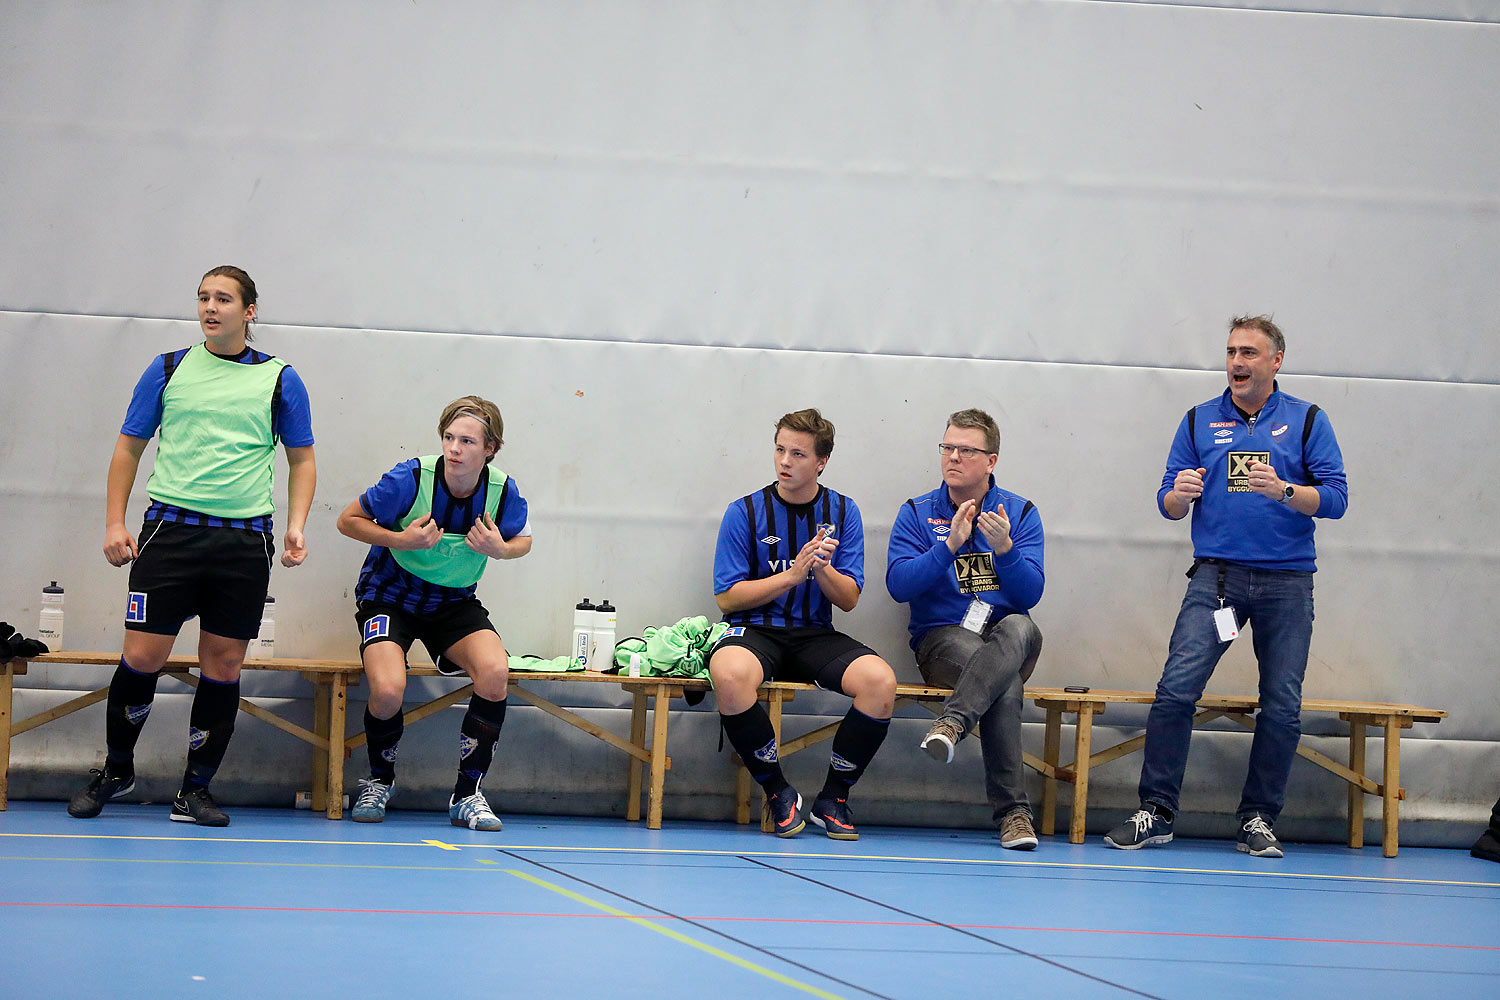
1138, 563, 1314, 823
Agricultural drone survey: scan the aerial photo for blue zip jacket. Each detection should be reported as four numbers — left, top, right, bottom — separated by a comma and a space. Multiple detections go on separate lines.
1161, 384, 1348, 572
886, 477, 1044, 652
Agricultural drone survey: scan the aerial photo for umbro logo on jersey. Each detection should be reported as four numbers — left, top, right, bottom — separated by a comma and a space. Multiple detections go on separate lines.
1215, 429, 1234, 438
761, 535, 781, 545
933, 525, 951, 535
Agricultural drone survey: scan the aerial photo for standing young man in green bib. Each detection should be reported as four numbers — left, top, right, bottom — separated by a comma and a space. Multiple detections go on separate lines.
336, 396, 532, 831
69, 265, 318, 827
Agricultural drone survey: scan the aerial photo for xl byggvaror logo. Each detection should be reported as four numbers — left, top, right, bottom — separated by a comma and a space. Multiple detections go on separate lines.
1227, 451, 1270, 492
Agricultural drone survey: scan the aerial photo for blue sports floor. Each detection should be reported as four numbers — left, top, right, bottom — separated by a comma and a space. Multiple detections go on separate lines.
1, 801, 1496, 999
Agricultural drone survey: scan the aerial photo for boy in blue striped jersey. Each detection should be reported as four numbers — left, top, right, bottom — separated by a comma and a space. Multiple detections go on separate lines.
709, 409, 897, 840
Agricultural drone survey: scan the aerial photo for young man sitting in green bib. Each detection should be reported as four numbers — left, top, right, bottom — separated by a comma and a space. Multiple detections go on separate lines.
336, 396, 532, 831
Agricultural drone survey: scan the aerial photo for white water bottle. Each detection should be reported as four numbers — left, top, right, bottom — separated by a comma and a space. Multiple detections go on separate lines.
572, 598, 596, 668
593, 599, 617, 673
38, 581, 64, 650
254, 596, 276, 659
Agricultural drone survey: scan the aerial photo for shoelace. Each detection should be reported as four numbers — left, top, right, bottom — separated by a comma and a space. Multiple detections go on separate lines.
354, 779, 388, 807
456, 792, 496, 820
1243, 815, 1275, 840
1128, 809, 1156, 835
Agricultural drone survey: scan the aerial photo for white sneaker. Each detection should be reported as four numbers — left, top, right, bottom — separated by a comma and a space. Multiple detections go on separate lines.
351, 778, 394, 823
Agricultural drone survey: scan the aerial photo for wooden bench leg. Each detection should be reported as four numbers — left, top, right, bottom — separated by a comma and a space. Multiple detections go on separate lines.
1382, 717, 1400, 858
325, 673, 347, 820
1069, 705, 1095, 844
647, 682, 670, 830
1040, 707, 1060, 837
1347, 718, 1366, 849
0, 662, 13, 811
626, 688, 647, 822
311, 681, 330, 813
735, 760, 752, 824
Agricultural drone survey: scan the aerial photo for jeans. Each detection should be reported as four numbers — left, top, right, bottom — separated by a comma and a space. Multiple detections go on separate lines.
1138, 562, 1315, 823
916, 615, 1043, 823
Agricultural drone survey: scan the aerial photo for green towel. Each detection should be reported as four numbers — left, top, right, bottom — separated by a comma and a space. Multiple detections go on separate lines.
609, 615, 728, 681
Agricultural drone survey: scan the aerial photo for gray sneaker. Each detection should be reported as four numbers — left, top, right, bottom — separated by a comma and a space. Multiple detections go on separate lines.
920, 717, 963, 764
351, 778, 394, 823
999, 809, 1039, 850
1236, 814, 1284, 858
1104, 807, 1174, 849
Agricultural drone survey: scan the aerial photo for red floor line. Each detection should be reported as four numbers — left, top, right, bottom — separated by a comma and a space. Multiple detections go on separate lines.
2, 900, 1495, 952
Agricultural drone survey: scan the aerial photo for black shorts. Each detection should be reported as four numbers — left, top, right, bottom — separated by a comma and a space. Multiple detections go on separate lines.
355, 599, 498, 663
710, 624, 876, 692
124, 520, 274, 640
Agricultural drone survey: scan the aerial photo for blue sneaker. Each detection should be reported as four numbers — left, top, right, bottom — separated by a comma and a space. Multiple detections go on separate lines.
1236, 814, 1284, 858
1104, 807, 1173, 850
809, 794, 859, 841
449, 790, 503, 832
351, 778, 394, 823
765, 786, 805, 838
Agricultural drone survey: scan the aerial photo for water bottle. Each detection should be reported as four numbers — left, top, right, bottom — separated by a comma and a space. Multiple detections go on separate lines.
38, 581, 64, 650
572, 598, 596, 668
593, 599, 617, 673
253, 595, 276, 659
627, 652, 642, 678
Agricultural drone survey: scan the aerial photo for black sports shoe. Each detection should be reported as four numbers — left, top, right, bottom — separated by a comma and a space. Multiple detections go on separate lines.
67, 767, 136, 818
764, 786, 805, 838
809, 794, 859, 841
1236, 814, 1284, 858
171, 787, 230, 827
1104, 807, 1174, 850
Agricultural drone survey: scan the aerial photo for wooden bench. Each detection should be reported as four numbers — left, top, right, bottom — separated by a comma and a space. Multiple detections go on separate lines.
1027, 687, 1446, 858
731, 681, 1445, 856
1, 651, 704, 829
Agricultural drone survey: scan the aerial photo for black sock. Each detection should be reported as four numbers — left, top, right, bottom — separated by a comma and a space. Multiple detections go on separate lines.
104, 658, 160, 776
819, 706, 890, 801
721, 705, 788, 795
365, 707, 404, 784
182, 675, 239, 790
454, 696, 507, 800
1150, 803, 1175, 823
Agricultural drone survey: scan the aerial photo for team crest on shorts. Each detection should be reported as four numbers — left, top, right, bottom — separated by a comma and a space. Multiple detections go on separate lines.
125, 592, 147, 623
363, 615, 391, 643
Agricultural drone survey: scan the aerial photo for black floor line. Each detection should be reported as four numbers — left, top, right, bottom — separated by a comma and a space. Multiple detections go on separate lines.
742, 855, 1166, 999
499, 849, 898, 1000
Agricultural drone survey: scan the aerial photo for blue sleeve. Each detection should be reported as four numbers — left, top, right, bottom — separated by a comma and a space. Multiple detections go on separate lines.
1304, 410, 1348, 520
498, 477, 530, 538
712, 502, 751, 596
833, 498, 865, 591
274, 365, 315, 447
886, 501, 952, 603
359, 459, 421, 529
985, 502, 1045, 612
120, 354, 171, 439
1158, 409, 1199, 517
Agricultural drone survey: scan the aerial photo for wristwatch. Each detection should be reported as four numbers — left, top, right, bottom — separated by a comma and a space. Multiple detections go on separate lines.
1278, 484, 1295, 503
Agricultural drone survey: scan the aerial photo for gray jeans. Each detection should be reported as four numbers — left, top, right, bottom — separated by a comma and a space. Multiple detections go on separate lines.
915, 615, 1043, 823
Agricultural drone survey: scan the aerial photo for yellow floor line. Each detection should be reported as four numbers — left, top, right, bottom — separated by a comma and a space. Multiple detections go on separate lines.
502, 865, 848, 1000
3, 831, 1495, 889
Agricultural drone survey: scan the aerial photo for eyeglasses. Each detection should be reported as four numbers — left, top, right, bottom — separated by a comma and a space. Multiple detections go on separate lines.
938, 443, 992, 460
